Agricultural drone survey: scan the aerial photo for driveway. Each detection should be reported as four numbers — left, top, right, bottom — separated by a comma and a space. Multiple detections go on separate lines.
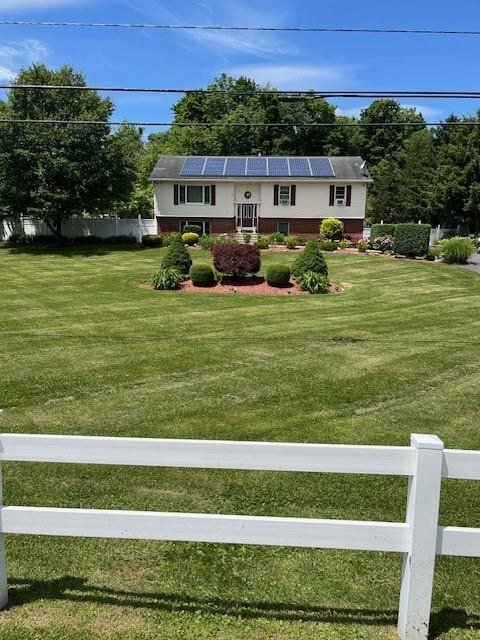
459, 251, 480, 273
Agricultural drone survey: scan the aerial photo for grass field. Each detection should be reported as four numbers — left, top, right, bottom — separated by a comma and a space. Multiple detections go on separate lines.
0, 243, 480, 639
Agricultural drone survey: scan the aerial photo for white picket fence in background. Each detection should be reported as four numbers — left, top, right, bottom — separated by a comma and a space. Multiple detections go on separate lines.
0, 433, 478, 640
1, 216, 157, 242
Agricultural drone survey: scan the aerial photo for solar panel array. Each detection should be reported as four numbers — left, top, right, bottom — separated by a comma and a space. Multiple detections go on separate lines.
180, 157, 335, 178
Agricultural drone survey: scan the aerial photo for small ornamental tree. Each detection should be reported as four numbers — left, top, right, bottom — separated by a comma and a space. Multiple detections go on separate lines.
213, 243, 261, 277
320, 218, 344, 241
162, 234, 192, 274
292, 239, 328, 279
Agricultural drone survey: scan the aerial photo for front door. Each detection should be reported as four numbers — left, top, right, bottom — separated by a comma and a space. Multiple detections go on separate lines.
237, 203, 258, 231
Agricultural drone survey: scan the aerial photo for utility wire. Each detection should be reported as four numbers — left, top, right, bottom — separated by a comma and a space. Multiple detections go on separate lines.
1, 84, 480, 99
0, 119, 477, 128
1, 21, 480, 36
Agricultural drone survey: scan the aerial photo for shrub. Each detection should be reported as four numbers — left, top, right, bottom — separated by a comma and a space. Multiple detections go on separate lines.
268, 232, 285, 245
199, 235, 215, 250
72, 235, 103, 246
103, 235, 137, 245
440, 237, 474, 264
371, 224, 396, 241
297, 271, 330, 294
393, 224, 431, 257
6, 233, 26, 243
213, 243, 261, 277
319, 240, 337, 252
320, 218, 344, 241
142, 234, 163, 248
151, 267, 183, 290
255, 236, 270, 249
215, 234, 237, 245
357, 240, 369, 252
338, 239, 352, 249
182, 232, 199, 246
161, 232, 182, 246
371, 235, 394, 252
292, 239, 328, 279
285, 236, 300, 249
25, 234, 67, 246
266, 264, 291, 287
183, 224, 202, 235
162, 235, 193, 274
189, 263, 215, 286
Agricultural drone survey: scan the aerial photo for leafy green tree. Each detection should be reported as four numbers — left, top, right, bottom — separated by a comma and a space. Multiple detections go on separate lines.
398, 130, 435, 223
368, 159, 404, 223
0, 65, 137, 236
359, 100, 425, 168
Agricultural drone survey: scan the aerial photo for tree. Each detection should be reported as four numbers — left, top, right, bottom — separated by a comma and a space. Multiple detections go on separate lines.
368, 159, 404, 223
359, 100, 425, 168
0, 65, 137, 236
398, 130, 435, 223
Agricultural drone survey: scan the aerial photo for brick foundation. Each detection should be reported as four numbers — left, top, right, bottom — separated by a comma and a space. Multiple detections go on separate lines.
157, 217, 364, 239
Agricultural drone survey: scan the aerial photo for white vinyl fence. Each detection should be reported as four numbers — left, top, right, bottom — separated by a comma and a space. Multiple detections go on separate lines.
1, 216, 157, 242
0, 433, 478, 640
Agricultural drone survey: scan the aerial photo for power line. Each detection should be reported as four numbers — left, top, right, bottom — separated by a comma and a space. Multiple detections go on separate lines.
0, 118, 478, 128
1, 20, 480, 36
2, 84, 480, 99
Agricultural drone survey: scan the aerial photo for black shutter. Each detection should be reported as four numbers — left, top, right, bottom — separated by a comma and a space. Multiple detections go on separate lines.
329, 185, 335, 207
274, 184, 279, 206
174, 184, 179, 205
211, 185, 216, 206
346, 185, 352, 206
290, 185, 296, 206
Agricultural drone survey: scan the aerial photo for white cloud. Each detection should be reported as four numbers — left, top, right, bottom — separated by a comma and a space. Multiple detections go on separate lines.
0, 39, 49, 80
227, 64, 356, 90
400, 104, 444, 118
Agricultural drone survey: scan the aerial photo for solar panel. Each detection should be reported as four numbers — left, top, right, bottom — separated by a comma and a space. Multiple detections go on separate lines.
203, 157, 226, 176
180, 157, 206, 176
289, 157, 311, 177
225, 157, 247, 176
267, 157, 289, 177
246, 157, 267, 176
310, 157, 335, 178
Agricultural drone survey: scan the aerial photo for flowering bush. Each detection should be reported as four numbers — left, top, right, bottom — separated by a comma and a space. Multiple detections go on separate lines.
371, 235, 394, 252
357, 240, 369, 252
213, 243, 261, 277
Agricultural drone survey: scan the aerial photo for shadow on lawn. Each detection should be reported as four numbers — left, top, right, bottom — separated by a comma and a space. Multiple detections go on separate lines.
0, 244, 143, 258
7, 577, 480, 636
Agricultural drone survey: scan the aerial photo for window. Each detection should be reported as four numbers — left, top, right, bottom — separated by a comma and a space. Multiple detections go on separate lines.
279, 185, 291, 205
179, 185, 211, 204
278, 221, 290, 236
335, 186, 346, 204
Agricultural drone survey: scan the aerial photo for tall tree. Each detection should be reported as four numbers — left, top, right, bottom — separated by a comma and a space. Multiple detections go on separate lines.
359, 100, 425, 168
0, 65, 137, 236
398, 129, 436, 223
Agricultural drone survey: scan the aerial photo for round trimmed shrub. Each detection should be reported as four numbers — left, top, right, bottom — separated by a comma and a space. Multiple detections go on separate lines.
162, 235, 193, 274
142, 234, 163, 248
213, 243, 261, 277
297, 271, 330, 294
292, 239, 328, 279
319, 240, 337, 252
182, 232, 199, 246
320, 218, 344, 241
268, 232, 285, 245
440, 237, 474, 264
190, 263, 215, 286
285, 236, 300, 249
151, 267, 183, 290
266, 264, 291, 287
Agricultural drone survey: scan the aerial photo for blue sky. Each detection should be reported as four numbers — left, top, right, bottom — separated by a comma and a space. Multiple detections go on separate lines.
1, 0, 480, 132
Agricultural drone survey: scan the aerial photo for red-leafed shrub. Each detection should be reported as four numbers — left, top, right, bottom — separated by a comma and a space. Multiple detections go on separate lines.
213, 243, 261, 277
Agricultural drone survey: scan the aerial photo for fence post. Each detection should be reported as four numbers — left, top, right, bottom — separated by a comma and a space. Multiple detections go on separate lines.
0, 465, 8, 609
397, 434, 444, 640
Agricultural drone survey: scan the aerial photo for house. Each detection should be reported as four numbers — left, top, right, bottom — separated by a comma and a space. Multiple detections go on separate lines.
150, 156, 372, 239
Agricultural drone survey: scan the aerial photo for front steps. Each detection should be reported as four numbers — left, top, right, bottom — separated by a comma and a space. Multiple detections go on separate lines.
235, 231, 259, 243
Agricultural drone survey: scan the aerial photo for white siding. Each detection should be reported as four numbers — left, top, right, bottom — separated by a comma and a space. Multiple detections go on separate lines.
155, 182, 235, 219
260, 182, 366, 219
155, 181, 367, 220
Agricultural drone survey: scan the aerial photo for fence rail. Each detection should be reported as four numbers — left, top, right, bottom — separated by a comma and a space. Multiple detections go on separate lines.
0, 432, 478, 640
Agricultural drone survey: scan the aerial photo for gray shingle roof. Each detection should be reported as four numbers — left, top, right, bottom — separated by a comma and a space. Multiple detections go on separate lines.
149, 156, 372, 181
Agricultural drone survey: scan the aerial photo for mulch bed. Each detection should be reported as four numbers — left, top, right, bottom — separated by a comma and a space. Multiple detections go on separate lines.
180, 276, 344, 296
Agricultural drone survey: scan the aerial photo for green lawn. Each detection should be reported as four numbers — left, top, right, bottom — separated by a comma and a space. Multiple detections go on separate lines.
0, 244, 479, 640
